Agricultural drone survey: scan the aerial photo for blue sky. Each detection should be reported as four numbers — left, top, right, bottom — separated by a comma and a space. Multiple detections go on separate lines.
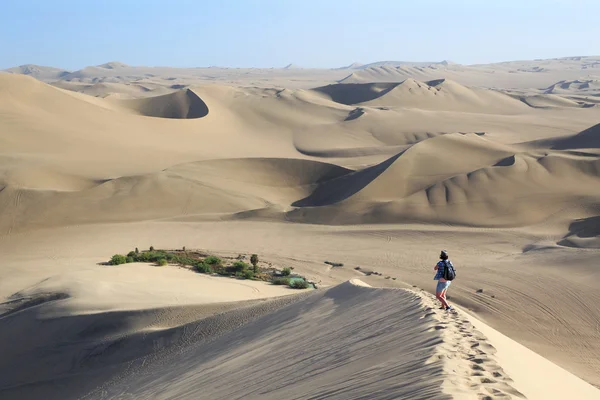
1, 0, 598, 70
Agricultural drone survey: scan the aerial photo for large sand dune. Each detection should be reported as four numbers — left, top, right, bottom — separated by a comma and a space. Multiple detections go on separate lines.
2, 57, 600, 398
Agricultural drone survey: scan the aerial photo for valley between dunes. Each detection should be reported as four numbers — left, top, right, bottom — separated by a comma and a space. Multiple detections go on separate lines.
1, 59, 600, 399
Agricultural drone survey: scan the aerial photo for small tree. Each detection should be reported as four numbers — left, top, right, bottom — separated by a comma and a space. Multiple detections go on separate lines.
135, 247, 139, 254
250, 254, 259, 273
149, 246, 155, 252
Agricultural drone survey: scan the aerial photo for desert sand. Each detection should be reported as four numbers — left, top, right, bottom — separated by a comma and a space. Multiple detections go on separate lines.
1, 56, 600, 399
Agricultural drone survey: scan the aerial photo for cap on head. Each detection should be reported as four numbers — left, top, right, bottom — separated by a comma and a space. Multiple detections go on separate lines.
440, 250, 448, 260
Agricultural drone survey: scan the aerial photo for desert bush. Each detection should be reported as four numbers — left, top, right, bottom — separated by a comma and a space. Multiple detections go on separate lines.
171, 255, 196, 266
110, 254, 127, 265
281, 267, 292, 276
127, 251, 136, 258
149, 246, 155, 251
157, 258, 168, 266
232, 261, 249, 273
195, 262, 212, 274
214, 266, 231, 276
243, 270, 255, 280
204, 256, 222, 266
272, 277, 291, 286
290, 279, 309, 289
134, 251, 166, 263
126, 256, 135, 263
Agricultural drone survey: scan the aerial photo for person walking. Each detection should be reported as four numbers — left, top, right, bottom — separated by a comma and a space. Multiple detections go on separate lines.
434, 250, 456, 311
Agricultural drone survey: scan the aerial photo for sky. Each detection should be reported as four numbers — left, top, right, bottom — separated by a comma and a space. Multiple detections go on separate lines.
1, 0, 599, 70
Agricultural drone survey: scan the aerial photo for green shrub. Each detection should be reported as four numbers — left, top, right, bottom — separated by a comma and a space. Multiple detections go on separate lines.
272, 277, 291, 286
195, 262, 212, 274
127, 251, 136, 258
126, 256, 135, 263
290, 279, 309, 289
243, 270, 254, 280
157, 258, 168, 266
149, 246, 155, 251
204, 256, 222, 265
171, 255, 196, 266
215, 266, 231, 276
232, 261, 249, 273
133, 251, 166, 263
281, 267, 292, 276
110, 254, 127, 265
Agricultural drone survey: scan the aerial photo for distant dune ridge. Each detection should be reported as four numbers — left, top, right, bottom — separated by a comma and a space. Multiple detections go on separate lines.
1, 56, 600, 399
115, 88, 209, 119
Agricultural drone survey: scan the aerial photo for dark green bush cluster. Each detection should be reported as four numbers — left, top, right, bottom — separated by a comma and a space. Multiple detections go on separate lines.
272, 277, 291, 286
110, 254, 128, 265
195, 262, 212, 274
270, 276, 310, 289
204, 256, 222, 266
290, 279, 309, 289
109, 250, 294, 284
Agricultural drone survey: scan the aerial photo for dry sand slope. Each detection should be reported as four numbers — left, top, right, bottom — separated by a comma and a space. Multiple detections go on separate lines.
2, 278, 597, 400
1, 58, 600, 399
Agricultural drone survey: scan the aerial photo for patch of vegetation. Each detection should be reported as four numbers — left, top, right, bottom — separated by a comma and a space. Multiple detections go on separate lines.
272, 277, 291, 286
110, 254, 128, 265
106, 249, 312, 289
204, 256, 222, 266
157, 258, 168, 266
194, 262, 212, 274
232, 261, 249, 273
290, 279, 309, 289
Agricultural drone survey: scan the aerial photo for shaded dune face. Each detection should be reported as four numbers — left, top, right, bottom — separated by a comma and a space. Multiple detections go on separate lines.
312, 82, 401, 105
117, 89, 209, 119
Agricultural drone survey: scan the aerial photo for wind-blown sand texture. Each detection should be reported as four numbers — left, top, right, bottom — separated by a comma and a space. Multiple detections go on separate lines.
1, 56, 600, 399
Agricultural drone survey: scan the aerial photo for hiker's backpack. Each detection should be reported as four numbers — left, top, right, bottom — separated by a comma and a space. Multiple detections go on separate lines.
443, 260, 456, 281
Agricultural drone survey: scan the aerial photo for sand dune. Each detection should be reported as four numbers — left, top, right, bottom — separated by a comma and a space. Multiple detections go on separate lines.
3, 64, 70, 80
2, 58, 600, 398
114, 88, 210, 119
544, 79, 600, 94
547, 122, 600, 149
2, 277, 597, 399
51, 81, 172, 99
316, 79, 528, 113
